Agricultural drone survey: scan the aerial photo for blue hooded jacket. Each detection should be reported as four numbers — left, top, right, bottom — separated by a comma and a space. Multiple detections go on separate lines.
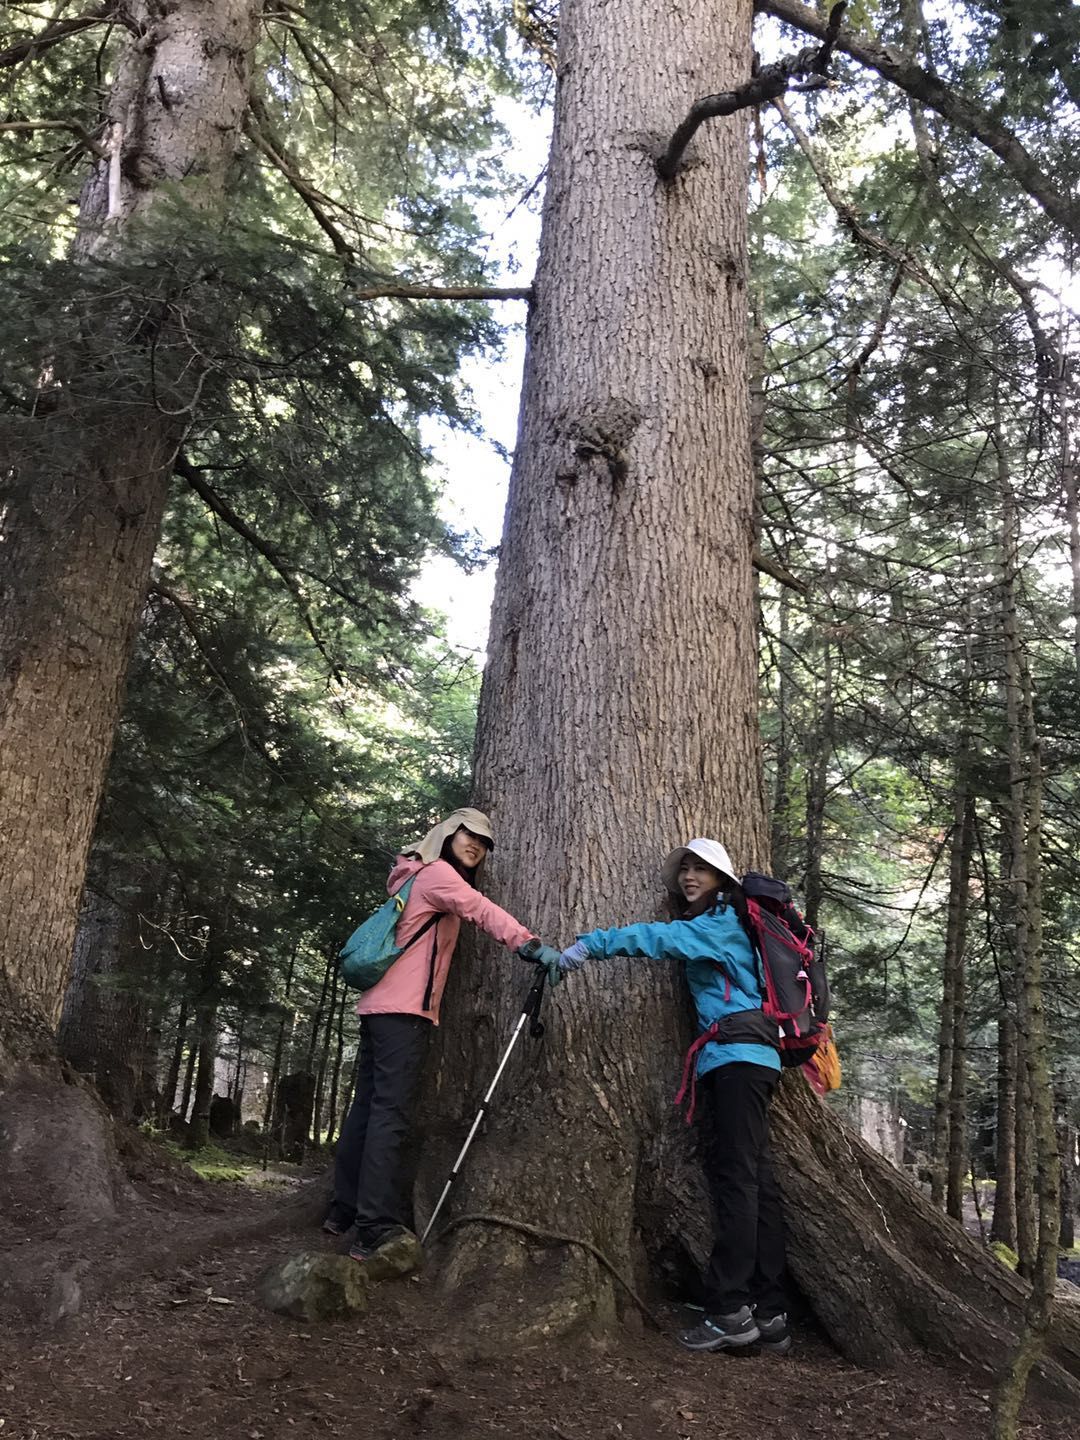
578, 904, 780, 1076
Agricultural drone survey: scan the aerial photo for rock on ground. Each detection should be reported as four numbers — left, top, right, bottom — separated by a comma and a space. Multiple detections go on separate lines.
362, 1230, 424, 1283
256, 1251, 369, 1321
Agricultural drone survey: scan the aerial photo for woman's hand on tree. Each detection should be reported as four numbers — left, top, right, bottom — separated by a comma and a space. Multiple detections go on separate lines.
517, 939, 564, 987
558, 939, 590, 972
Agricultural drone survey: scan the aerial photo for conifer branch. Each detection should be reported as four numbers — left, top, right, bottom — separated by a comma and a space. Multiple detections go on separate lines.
753, 546, 806, 593
0, 118, 107, 158
0, 5, 130, 69
346, 283, 533, 304
657, 2, 845, 181
243, 101, 352, 258
771, 97, 975, 331
758, 0, 1080, 242
176, 455, 345, 683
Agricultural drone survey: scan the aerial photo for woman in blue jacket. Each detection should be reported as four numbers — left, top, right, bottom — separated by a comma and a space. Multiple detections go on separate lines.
558, 837, 790, 1355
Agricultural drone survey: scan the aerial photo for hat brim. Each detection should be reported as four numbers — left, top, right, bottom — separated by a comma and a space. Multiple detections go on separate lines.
406, 807, 495, 864
660, 840, 738, 892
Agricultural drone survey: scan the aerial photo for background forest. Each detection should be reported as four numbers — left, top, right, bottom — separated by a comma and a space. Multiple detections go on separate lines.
3, 0, 1080, 1424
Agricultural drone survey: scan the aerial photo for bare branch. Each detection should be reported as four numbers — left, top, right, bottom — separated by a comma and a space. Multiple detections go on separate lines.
0, 118, 106, 158
758, 0, 1080, 243
753, 546, 807, 593
347, 283, 533, 304
657, 1, 846, 181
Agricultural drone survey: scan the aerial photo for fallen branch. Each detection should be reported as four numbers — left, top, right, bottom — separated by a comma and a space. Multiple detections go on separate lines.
656, 1, 845, 180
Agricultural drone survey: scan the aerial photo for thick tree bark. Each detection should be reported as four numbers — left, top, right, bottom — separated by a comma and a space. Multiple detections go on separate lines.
0, 0, 259, 1067
421, 0, 765, 1338
0, 0, 259, 1265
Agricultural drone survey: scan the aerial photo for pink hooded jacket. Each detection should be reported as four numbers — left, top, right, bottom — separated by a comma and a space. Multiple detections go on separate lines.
356, 855, 535, 1025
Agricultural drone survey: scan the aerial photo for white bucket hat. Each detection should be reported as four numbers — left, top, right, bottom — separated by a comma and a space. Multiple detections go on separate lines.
660, 838, 739, 893
404, 807, 495, 865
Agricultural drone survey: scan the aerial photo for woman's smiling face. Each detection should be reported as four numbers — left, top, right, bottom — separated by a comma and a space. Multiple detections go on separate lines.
450, 827, 488, 869
678, 855, 722, 904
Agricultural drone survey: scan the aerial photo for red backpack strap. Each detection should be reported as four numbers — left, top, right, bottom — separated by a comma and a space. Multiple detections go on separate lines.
674, 1024, 718, 1124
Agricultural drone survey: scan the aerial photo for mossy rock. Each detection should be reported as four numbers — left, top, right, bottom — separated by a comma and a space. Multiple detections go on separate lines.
989, 1241, 1019, 1271
256, 1251, 369, 1322
363, 1230, 424, 1282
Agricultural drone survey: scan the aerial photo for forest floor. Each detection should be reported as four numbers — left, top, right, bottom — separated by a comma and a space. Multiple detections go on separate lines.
0, 1156, 1076, 1440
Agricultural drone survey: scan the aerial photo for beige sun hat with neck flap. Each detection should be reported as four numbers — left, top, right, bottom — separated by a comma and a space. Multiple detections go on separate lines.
404, 807, 495, 865
660, 838, 739, 893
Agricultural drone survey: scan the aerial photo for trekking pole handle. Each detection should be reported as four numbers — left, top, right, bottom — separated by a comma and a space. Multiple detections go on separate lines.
525, 965, 547, 1038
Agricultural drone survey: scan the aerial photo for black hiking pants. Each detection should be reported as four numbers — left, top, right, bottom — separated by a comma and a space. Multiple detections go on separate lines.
698, 1061, 788, 1318
330, 1013, 430, 1245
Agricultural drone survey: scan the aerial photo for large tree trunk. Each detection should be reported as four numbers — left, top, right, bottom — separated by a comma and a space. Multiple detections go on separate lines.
0, 0, 259, 1057
0, 0, 259, 1246
420, 0, 765, 1340
416, 0, 1080, 1404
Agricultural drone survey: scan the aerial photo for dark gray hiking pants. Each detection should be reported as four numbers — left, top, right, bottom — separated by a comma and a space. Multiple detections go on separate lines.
330, 1013, 430, 1245
699, 1062, 789, 1318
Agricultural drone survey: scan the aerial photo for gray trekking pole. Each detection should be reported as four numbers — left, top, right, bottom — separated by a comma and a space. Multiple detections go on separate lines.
420, 963, 548, 1244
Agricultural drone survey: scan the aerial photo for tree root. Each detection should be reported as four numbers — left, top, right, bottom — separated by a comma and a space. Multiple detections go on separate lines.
432, 1211, 665, 1332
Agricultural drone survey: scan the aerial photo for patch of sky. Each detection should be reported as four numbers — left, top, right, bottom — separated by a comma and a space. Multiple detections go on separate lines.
413, 89, 551, 660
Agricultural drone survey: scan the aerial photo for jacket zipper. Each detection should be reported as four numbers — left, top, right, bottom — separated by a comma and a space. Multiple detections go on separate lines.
422, 922, 441, 1012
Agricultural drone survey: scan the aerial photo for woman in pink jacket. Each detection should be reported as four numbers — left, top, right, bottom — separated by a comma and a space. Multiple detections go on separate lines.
324, 807, 556, 1261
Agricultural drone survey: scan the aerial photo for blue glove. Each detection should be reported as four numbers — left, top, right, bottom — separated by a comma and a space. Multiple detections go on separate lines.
517, 940, 563, 987
559, 939, 590, 972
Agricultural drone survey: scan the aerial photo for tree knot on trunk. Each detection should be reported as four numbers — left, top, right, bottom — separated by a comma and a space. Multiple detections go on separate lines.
565, 400, 642, 491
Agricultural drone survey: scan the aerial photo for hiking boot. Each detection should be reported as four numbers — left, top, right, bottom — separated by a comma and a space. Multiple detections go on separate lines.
754, 1312, 793, 1355
321, 1203, 354, 1237
347, 1225, 406, 1263
678, 1305, 760, 1352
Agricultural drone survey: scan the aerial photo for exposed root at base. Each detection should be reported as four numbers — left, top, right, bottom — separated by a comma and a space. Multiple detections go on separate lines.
432, 1210, 663, 1331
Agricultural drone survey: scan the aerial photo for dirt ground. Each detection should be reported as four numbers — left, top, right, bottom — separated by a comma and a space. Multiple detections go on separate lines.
0, 1183, 1075, 1440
